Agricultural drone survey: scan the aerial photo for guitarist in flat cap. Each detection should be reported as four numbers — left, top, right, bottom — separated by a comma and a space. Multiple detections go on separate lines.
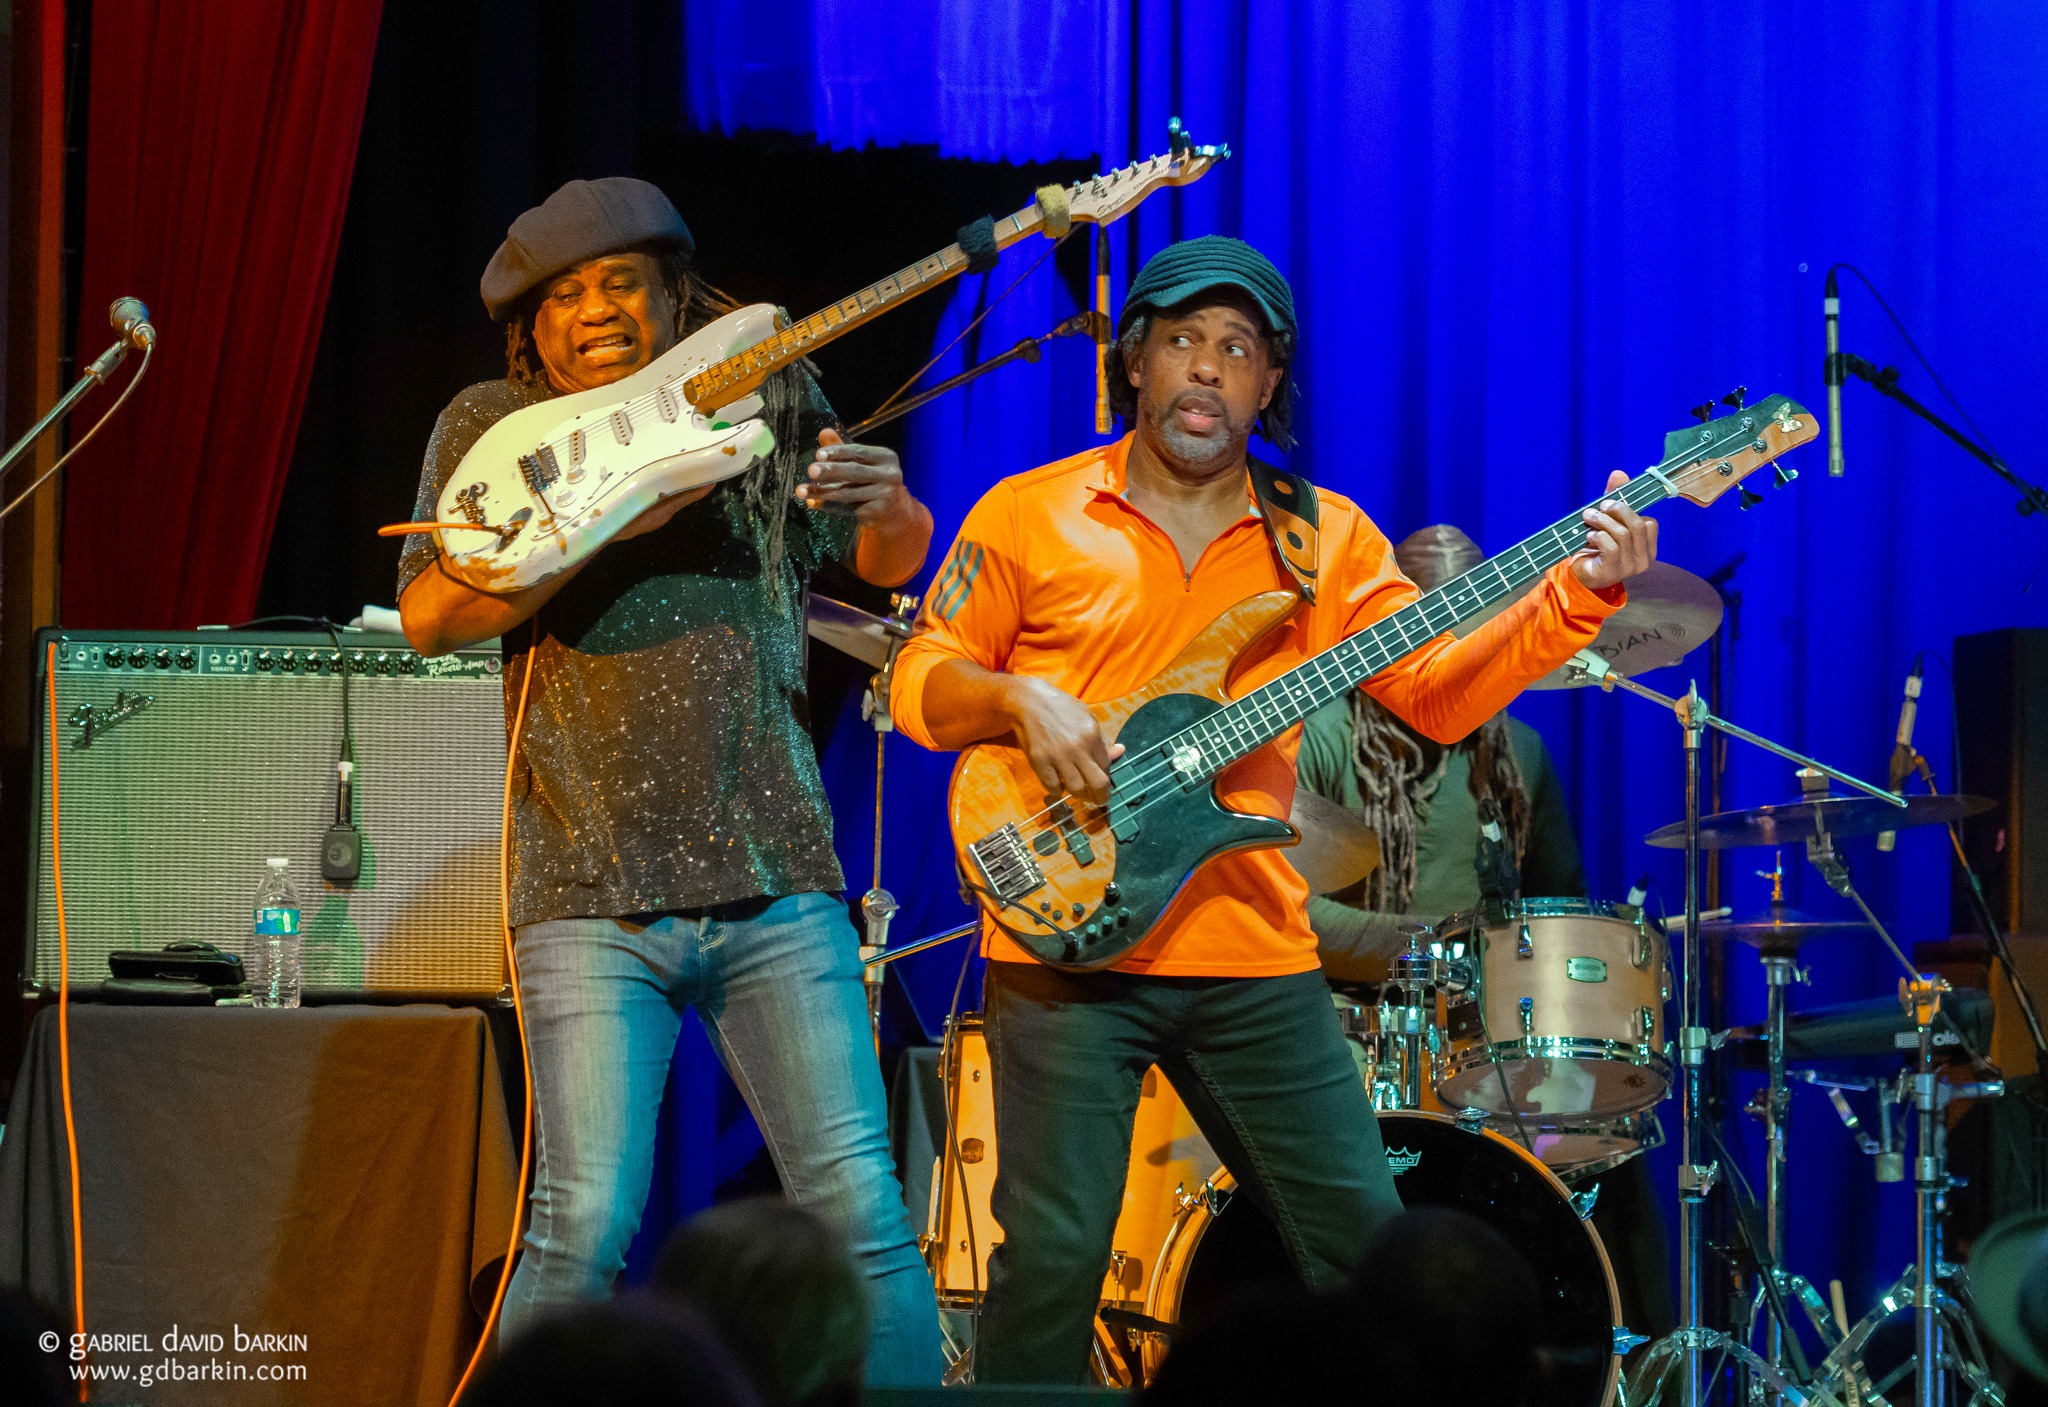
397, 178, 942, 1379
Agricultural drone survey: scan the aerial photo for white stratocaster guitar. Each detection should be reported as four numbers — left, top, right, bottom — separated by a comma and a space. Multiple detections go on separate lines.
394, 123, 1230, 593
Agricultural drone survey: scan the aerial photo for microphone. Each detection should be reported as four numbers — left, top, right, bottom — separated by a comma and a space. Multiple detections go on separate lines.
1824, 269, 1844, 477
109, 297, 156, 349
1877, 654, 1924, 852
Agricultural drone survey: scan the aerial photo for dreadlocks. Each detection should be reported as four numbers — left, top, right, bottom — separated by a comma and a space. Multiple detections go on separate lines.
503, 248, 815, 592
1348, 691, 1531, 913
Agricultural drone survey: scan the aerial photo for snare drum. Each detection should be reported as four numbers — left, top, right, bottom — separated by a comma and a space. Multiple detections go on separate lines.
1436, 898, 1671, 1120
1143, 1111, 1623, 1406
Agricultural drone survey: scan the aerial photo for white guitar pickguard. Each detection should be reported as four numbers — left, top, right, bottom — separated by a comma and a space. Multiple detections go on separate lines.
434, 304, 783, 591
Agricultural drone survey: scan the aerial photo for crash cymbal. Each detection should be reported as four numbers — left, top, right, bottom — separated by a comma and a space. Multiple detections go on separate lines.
1522, 561, 1724, 689
1644, 794, 1994, 850
805, 594, 910, 669
1286, 789, 1382, 895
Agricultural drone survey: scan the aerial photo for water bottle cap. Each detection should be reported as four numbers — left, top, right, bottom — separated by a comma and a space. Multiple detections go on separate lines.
267, 857, 290, 869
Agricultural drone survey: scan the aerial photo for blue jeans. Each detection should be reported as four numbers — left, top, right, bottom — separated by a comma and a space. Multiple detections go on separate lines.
500, 892, 944, 1386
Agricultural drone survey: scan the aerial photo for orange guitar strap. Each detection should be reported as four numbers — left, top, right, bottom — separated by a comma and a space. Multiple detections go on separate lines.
1247, 458, 1319, 603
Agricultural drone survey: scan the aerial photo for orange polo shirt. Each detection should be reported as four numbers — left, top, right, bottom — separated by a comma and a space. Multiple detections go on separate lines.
890, 434, 1625, 977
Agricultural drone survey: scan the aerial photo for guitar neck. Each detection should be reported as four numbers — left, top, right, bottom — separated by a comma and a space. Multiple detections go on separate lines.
683, 200, 1050, 412
1166, 471, 1675, 779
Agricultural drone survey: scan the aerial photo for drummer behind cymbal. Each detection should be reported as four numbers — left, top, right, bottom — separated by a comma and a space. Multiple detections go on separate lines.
1298, 524, 1586, 980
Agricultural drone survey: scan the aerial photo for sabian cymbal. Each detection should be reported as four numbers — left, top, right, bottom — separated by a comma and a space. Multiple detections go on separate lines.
805, 594, 909, 669
1523, 561, 1724, 689
1286, 789, 1382, 895
1644, 794, 1994, 851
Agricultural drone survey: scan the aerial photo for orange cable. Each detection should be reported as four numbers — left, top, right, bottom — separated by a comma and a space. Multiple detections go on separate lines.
48, 641, 86, 1401
448, 622, 539, 1405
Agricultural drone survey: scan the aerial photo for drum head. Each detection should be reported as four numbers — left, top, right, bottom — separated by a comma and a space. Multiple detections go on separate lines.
1160, 1113, 1618, 1407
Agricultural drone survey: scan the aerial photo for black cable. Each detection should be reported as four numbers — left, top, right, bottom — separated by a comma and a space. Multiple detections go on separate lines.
319, 619, 356, 769
1827, 263, 2003, 462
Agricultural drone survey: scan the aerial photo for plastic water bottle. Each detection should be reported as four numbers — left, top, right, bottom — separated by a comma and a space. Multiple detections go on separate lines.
250, 858, 303, 1009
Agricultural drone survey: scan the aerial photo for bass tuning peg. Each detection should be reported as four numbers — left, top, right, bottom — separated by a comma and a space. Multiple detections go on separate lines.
1722, 385, 1749, 409
1774, 464, 1798, 488
1739, 485, 1764, 510
1690, 402, 1715, 424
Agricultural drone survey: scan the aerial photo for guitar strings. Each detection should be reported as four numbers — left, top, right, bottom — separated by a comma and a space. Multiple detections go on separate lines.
984, 412, 1793, 872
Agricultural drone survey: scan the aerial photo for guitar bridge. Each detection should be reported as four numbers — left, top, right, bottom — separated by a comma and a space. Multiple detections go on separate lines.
969, 824, 1046, 905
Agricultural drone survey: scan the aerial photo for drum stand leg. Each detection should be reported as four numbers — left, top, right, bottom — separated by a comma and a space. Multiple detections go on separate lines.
1759, 952, 1797, 1404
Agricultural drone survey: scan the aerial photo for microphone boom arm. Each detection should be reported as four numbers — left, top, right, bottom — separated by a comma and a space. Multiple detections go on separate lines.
1839, 351, 2048, 520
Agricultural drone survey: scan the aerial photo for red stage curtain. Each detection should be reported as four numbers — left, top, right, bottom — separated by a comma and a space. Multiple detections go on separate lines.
59, 0, 384, 629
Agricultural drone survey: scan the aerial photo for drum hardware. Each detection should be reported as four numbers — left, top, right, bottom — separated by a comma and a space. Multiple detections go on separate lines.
1574, 650, 1906, 1407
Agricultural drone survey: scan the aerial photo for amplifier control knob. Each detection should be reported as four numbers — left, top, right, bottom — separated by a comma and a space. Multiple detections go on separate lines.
129, 648, 149, 667
305, 654, 324, 675
328, 651, 345, 670
350, 651, 368, 673
255, 651, 274, 672
374, 652, 392, 674
397, 655, 417, 674
153, 649, 172, 669
176, 649, 195, 669
105, 651, 123, 668
280, 651, 298, 672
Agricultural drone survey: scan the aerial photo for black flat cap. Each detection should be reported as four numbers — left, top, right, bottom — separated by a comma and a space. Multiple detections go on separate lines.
481, 177, 695, 321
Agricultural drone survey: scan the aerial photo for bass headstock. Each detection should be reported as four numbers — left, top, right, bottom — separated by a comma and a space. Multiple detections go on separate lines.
1656, 392, 1817, 507
1065, 118, 1231, 227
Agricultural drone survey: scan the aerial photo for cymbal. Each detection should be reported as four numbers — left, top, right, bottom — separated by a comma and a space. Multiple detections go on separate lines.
1723, 987, 1992, 1065
1698, 904, 1870, 954
1644, 794, 1993, 850
1523, 561, 1724, 689
805, 594, 909, 669
1286, 789, 1382, 894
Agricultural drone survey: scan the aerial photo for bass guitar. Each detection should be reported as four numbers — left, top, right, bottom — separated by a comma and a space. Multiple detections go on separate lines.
414, 125, 1229, 593
948, 395, 1818, 970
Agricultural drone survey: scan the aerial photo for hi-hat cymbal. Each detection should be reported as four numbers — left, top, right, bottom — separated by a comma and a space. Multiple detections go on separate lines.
1698, 904, 1869, 955
1644, 794, 1994, 850
1524, 561, 1724, 689
1286, 789, 1381, 895
805, 594, 909, 669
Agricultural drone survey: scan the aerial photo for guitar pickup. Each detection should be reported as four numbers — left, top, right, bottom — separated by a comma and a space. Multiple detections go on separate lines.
969, 824, 1045, 905
1047, 800, 1095, 867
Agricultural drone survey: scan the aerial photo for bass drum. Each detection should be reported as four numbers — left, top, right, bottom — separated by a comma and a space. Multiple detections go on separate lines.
1142, 1111, 1621, 1407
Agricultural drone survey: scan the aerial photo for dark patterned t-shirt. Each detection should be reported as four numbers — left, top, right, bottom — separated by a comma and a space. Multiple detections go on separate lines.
397, 373, 855, 927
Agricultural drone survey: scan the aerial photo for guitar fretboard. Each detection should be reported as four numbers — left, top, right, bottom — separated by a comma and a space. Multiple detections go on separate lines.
682, 205, 1049, 409
1146, 472, 1676, 783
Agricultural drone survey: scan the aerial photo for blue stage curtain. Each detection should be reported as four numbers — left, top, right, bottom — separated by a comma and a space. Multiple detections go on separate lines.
682, 0, 2048, 1321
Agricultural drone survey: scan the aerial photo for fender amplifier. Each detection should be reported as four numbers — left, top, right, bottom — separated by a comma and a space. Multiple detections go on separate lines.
26, 628, 509, 998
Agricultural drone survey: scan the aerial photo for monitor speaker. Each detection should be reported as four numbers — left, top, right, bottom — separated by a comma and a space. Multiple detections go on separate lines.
1953, 627, 2048, 935
26, 628, 508, 998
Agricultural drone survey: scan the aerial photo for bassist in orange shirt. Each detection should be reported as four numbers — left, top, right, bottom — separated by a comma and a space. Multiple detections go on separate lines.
890, 236, 1659, 1382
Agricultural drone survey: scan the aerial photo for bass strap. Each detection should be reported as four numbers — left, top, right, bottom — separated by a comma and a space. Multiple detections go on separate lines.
1247, 457, 1320, 603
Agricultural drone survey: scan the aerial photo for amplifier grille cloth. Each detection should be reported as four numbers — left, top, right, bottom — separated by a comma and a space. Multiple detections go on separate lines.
33, 640, 507, 993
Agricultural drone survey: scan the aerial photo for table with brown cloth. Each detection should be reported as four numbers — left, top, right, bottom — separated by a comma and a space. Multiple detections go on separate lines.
0, 1003, 520, 1406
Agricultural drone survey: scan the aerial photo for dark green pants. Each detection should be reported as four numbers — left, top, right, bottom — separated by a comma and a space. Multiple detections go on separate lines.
975, 961, 1404, 1384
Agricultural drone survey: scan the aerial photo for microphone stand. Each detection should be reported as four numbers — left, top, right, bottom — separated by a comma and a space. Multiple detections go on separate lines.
843, 310, 1110, 440
0, 336, 135, 517
1833, 351, 2048, 520
858, 592, 921, 1058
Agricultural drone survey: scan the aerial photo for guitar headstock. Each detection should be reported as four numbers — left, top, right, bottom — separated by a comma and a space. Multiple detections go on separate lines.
1655, 392, 1817, 506
1065, 118, 1231, 227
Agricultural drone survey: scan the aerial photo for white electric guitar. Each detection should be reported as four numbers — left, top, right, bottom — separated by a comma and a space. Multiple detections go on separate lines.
398, 124, 1230, 593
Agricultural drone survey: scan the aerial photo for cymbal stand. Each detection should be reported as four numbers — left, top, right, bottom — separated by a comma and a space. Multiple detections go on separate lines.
858, 593, 919, 1056
1572, 653, 1899, 1407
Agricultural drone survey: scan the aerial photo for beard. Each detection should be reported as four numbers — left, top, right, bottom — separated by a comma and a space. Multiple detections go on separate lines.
1145, 387, 1252, 470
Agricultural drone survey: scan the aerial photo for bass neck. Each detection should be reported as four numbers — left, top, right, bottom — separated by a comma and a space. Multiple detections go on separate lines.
1128, 471, 1671, 787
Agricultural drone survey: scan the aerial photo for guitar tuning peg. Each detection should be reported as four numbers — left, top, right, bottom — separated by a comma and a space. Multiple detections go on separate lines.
1690, 402, 1715, 424
1722, 385, 1749, 409
1739, 485, 1764, 510
1774, 464, 1799, 488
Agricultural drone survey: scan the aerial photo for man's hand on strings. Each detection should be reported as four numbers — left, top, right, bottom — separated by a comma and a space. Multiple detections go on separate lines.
1571, 469, 1659, 592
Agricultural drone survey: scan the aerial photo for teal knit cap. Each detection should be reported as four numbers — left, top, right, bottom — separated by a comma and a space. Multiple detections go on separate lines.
1119, 235, 1296, 338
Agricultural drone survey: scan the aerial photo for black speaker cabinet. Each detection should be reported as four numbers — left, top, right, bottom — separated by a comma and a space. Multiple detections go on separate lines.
1953, 628, 2048, 935
25, 628, 508, 998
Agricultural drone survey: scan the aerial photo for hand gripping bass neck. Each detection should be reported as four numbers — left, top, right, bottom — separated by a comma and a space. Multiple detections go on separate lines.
948, 395, 1818, 971
381, 123, 1231, 593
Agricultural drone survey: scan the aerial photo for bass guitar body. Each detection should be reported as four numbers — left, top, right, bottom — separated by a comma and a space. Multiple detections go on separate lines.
433, 303, 782, 592
949, 590, 1302, 971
